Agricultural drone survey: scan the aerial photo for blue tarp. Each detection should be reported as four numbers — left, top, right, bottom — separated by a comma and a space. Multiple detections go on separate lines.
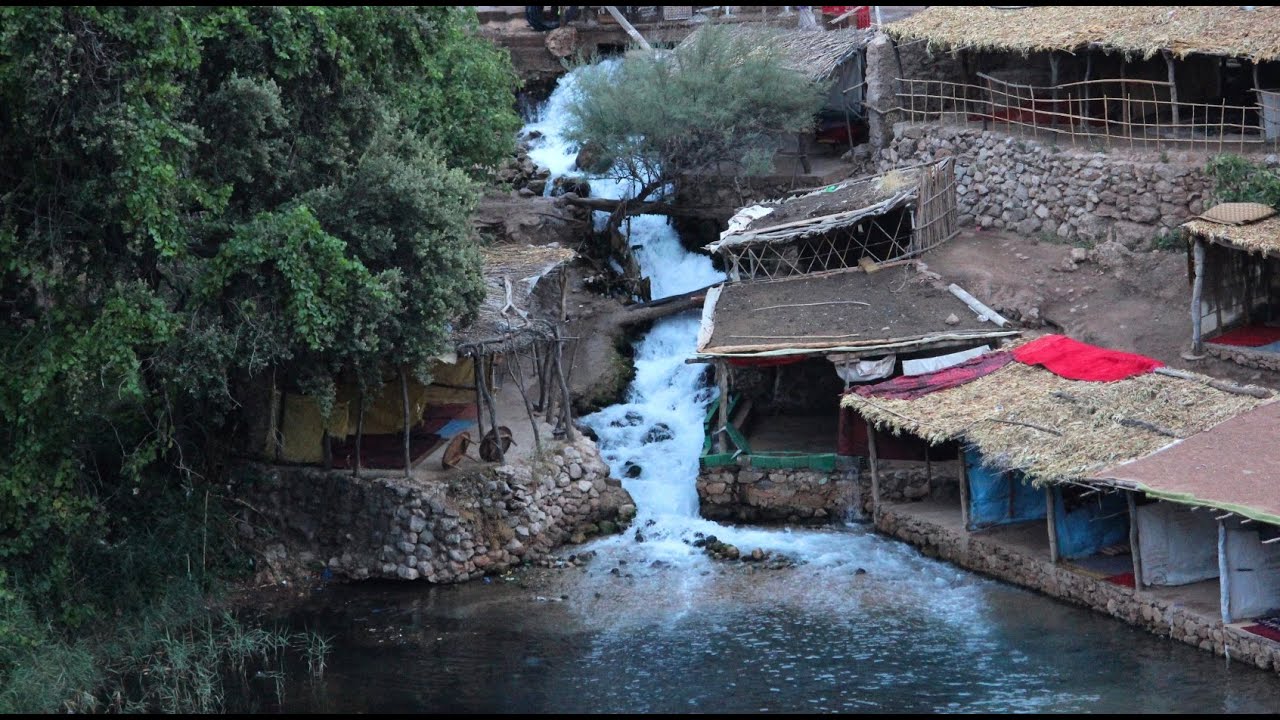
965, 449, 1046, 530
1053, 487, 1129, 560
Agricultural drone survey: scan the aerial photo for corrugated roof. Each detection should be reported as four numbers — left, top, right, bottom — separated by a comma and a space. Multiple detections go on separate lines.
888, 6, 1280, 62
1094, 401, 1280, 525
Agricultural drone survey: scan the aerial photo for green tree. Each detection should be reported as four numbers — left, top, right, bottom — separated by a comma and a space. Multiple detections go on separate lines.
564, 25, 825, 215
0, 6, 515, 709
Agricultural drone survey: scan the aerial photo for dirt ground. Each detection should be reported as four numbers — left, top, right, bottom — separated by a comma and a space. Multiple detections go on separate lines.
926, 228, 1274, 387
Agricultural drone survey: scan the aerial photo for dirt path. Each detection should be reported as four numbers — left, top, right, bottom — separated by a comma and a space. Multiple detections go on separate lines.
927, 229, 1273, 386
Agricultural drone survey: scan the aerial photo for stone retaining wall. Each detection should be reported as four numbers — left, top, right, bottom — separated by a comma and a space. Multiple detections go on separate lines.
876, 504, 1280, 673
696, 458, 960, 524
238, 436, 634, 584
880, 122, 1233, 249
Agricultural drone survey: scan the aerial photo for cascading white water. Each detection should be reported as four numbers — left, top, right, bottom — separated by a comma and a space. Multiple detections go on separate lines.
521, 66, 956, 576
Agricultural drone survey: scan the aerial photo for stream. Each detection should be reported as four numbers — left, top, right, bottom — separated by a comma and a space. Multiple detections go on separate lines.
251, 64, 1280, 714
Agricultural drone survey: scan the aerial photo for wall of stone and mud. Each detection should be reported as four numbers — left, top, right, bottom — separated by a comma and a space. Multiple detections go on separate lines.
237, 436, 634, 584
876, 505, 1280, 673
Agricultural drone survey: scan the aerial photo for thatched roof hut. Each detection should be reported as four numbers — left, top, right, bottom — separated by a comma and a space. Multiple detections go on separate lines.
841, 348, 1269, 485
695, 268, 1017, 360
1183, 213, 1280, 258
454, 243, 575, 351
708, 160, 958, 280
887, 6, 1280, 62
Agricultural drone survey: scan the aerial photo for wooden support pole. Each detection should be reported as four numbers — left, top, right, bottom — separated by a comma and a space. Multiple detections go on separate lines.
1128, 491, 1144, 591
1164, 50, 1180, 130
539, 340, 555, 420
507, 346, 542, 455
532, 342, 546, 412
716, 359, 729, 453
1218, 520, 1231, 624
924, 445, 932, 499
553, 331, 576, 441
958, 447, 970, 531
482, 354, 504, 462
604, 6, 652, 51
1046, 486, 1060, 564
400, 367, 412, 477
1191, 238, 1206, 355
322, 429, 332, 471
473, 353, 487, 444
353, 389, 364, 478
868, 426, 881, 521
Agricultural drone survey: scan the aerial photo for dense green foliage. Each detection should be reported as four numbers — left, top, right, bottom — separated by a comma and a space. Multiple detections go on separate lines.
1207, 154, 1280, 208
0, 6, 517, 710
564, 26, 825, 204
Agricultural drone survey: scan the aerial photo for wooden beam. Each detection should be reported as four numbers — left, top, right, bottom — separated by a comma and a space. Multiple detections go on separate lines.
958, 446, 971, 531
868, 426, 881, 521
400, 367, 412, 477
473, 354, 487, 444
1128, 491, 1144, 591
1191, 238, 1206, 355
716, 359, 729, 453
353, 389, 364, 478
1218, 520, 1231, 624
1046, 486, 1060, 564
553, 331, 576, 441
1163, 50, 1180, 129
948, 283, 1011, 327
604, 6, 652, 51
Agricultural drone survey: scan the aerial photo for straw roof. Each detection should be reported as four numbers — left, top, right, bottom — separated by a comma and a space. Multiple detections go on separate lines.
1095, 401, 1280, 526
887, 6, 1280, 62
454, 243, 574, 350
1182, 214, 1280, 257
697, 268, 1017, 358
841, 356, 1267, 485
683, 25, 871, 81
708, 166, 923, 252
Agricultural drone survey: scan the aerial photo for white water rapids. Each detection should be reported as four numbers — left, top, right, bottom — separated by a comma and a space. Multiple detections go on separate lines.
522, 64, 938, 568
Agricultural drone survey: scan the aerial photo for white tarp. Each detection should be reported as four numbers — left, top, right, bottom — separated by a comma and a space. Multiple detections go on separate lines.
1136, 502, 1219, 587
1224, 525, 1280, 621
720, 205, 773, 239
829, 354, 895, 383
902, 345, 991, 377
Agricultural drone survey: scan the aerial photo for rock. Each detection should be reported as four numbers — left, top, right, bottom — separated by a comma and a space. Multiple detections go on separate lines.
397, 566, 420, 581
574, 141, 611, 174
577, 480, 593, 493
409, 514, 428, 533
598, 520, 618, 535
944, 313, 960, 325
517, 187, 536, 198
1069, 247, 1088, 262
618, 503, 637, 522
568, 462, 584, 480
641, 423, 674, 444
750, 548, 765, 562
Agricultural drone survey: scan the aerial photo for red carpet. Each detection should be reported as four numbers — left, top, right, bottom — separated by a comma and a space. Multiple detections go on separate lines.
1013, 335, 1164, 382
1104, 572, 1136, 588
1242, 623, 1280, 644
1208, 325, 1280, 348
852, 352, 1013, 400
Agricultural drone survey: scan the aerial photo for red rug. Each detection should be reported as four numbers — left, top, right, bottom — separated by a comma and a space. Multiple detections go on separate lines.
1013, 335, 1164, 382
1104, 572, 1136, 588
1208, 325, 1280, 348
1242, 623, 1280, 644
851, 352, 1013, 400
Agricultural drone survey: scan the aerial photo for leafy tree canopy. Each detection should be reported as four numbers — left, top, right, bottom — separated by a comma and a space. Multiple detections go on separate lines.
0, 6, 515, 617
564, 25, 826, 205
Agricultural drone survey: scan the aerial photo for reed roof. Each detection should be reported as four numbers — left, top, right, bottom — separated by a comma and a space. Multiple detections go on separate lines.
887, 6, 1280, 62
840, 354, 1267, 485
454, 243, 574, 350
1183, 214, 1280, 258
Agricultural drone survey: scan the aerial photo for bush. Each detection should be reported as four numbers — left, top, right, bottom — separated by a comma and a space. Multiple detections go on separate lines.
1206, 154, 1280, 208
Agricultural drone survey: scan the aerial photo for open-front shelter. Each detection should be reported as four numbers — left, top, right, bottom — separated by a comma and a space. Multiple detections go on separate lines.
693, 267, 1017, 470
707, 160, 958, 281
841, 337, 1270, 584
266, 242, 577, 475
1183, 205, 1280, 371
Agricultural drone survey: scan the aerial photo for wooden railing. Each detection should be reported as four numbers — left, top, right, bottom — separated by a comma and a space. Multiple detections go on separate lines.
897, 75, 1280, 153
